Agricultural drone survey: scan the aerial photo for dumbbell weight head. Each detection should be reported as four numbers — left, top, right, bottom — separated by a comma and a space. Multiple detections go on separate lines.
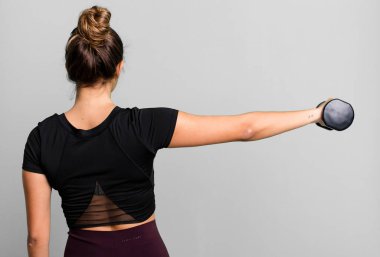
316, 98, 354, 131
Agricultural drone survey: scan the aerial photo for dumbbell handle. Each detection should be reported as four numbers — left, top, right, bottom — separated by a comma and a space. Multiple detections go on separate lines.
316, 101, 333, 130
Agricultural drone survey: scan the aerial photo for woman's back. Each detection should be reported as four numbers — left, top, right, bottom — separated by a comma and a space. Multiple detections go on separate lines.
23, 105, 178, 230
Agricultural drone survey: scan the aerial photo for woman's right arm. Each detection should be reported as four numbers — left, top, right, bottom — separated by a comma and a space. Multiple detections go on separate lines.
22, 170, 51, 257
168, 99, 330, 147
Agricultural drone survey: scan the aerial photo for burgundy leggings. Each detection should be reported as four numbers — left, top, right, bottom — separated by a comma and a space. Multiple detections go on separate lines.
64, 220, 170, 257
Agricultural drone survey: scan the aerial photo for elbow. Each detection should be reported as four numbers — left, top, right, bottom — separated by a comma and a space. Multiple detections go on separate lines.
240, 119, 256, 141
27, 235, 38, 248
27, 234, 49, 248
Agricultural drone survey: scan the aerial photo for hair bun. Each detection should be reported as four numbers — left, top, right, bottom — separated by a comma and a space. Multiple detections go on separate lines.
77, 5, 111, 47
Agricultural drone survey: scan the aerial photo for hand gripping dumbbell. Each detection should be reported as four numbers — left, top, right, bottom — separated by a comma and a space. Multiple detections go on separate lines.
316, 98, 355, 131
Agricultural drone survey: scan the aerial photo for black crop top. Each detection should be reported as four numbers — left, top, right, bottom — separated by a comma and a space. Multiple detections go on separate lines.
22, 106, 178, 229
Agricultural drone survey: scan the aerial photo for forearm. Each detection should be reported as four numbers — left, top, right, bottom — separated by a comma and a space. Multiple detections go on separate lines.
243, 107, 320, 141
27, 237, 49, 257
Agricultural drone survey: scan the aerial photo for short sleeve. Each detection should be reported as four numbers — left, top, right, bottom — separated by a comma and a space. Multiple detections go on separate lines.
133, 107, 179, 154
22, 126, 44, 174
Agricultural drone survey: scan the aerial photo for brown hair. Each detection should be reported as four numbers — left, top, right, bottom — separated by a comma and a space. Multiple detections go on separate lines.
65, 5, 124, 87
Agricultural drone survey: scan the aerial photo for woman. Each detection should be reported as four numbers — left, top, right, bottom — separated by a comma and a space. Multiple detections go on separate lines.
22, 5, 331, 257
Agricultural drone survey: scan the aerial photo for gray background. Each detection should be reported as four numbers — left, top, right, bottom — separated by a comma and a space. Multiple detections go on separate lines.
1, 0, 379, 256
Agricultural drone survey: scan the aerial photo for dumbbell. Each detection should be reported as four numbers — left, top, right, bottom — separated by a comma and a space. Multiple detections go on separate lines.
316, 98, 355, 131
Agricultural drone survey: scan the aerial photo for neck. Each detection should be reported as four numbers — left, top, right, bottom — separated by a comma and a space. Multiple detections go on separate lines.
73, 79, 117, 110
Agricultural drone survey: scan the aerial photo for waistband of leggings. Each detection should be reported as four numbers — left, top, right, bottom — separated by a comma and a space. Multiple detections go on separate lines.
67, 219, 158, 237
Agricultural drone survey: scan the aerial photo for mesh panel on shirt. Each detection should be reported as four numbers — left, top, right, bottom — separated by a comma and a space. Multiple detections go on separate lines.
74, 181, 136, 226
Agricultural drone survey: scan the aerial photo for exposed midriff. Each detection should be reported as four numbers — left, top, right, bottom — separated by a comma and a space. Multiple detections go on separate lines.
79, 212, 156, 231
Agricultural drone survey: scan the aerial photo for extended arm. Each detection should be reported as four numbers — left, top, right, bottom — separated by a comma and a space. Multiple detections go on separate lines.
168, 101, 327, 148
